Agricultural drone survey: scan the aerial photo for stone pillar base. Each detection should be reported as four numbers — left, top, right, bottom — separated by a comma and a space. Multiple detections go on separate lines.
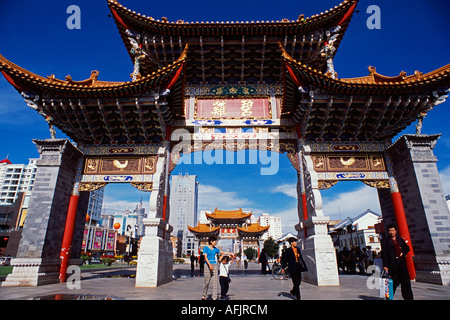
135, 218, 173, 287
301, 217, 340, 286
414, 255, 450, 285
1, 258, 61, 287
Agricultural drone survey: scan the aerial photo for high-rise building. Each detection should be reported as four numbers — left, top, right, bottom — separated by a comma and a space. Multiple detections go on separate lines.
169, 173, 199, 256
259, 213, 283, 241
0, 158, 37, 205
86, 187, 105, 225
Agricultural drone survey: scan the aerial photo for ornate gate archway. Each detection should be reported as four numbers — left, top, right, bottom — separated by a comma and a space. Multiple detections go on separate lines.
1, 0, 450, 287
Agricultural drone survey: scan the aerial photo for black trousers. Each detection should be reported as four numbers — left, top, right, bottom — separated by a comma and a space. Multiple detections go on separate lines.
219, 276, 229, 298
290, 268, 302, 300
391, 259, 414, 300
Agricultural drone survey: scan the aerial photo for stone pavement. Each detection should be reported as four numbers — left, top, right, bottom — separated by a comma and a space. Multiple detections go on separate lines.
0, 262, 449, 300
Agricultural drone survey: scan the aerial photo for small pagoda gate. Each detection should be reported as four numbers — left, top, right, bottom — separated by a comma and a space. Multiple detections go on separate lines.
1, 0, 449, 287
188, 208, 269, 255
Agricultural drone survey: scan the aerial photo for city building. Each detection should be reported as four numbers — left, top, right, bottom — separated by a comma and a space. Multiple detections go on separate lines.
169, 174, 199, 256
113, 200, 146, 239
86, 188, 105, 226
259, 213, 283, 241
0, 158, 37, 205
330, 209, 382, 253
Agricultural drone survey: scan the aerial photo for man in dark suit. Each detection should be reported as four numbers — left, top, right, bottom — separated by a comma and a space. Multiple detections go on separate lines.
281, 237, 307, 300
380, 224, 414, 300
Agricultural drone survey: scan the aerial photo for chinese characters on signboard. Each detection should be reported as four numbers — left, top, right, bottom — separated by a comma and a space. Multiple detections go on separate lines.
220, 228, 237, 238
195, 98, 271, 119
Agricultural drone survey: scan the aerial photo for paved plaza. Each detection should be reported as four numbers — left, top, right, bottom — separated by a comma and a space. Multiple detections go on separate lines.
1, 262, 449, 300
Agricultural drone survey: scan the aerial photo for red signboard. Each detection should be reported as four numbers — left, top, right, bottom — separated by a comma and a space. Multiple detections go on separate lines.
220, 228, 237, 237
195, 98, 271, 119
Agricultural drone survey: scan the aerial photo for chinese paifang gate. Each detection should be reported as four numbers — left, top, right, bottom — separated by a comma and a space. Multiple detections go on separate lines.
1, 0, 450, 287
188, 208, 270, 256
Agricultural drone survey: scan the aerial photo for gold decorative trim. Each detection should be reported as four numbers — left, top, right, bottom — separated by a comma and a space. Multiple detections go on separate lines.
131, 182, 153, 192
318, 180, 338, 190
79, 182, 107, 192
362, 180, 390, 189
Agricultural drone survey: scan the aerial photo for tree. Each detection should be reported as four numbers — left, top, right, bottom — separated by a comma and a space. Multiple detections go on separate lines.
244, 247, 257, 260
263, 237, 279, 258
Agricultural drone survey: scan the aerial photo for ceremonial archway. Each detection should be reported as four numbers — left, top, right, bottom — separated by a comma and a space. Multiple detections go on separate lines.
1, 0, 449, 288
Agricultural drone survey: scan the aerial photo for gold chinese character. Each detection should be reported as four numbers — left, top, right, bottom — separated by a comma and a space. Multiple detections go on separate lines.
211, 100, 227, 118
240, 99, 254, 117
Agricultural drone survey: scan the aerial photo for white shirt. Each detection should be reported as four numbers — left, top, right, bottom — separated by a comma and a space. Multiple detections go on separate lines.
219, 261, 230, 277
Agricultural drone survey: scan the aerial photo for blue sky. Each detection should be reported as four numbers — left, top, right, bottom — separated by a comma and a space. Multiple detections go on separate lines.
0, 0, 449, 233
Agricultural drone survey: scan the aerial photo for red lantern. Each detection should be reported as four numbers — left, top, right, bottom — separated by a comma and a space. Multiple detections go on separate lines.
85, 214, 90, 222
114, 222, 121, 230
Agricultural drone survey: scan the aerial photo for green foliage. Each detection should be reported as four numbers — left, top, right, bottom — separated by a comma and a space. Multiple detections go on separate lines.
263, 237, 279, 258
244, 247, 257, 260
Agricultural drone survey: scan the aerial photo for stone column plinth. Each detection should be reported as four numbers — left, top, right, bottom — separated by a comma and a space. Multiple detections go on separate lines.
297, 143, 339, 286
2, 139, 83, 286
135, 218, 173, 287
385, 134, 450, 285
301, 217, 340, 286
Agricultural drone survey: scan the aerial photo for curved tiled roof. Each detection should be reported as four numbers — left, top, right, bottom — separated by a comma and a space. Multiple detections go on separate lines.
237, 224, 270, 235
0, 45, 188, 98
107, 0, 358, 78
280, 44, 450, 95
280, 44, 450, 140
205, 208, 252, 221
107, 0, 357, 36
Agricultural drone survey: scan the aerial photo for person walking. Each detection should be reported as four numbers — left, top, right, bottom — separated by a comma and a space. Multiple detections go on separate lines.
202, 236, 223, 300
243, 254, 248, 269
258, 249, 268, 275
190, 254, 196, 276
199, 252, 205, 274
281, 237, 307, 300
380, 224, 414, 300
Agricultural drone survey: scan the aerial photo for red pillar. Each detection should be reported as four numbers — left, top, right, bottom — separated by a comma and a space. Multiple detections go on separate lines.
301, 193, 308, 238
59, 194, 80, 283
390, 191, 416, 280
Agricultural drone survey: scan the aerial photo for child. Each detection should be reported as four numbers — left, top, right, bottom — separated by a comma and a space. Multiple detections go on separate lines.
219, 254, 232, 300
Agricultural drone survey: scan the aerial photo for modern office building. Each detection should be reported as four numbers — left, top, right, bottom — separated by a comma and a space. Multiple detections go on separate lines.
259, 213, 283, 241
0, 158, 37, 205
86, 187, 105, 225
169, 174, 199, 256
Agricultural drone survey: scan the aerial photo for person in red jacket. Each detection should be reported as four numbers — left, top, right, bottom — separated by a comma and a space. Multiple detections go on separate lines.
380, 224, 414, 300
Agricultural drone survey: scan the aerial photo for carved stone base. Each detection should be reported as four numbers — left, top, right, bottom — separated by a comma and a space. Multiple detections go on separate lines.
414, 255, 450, 286
300, 217, 340, 286
1, 258, 61, 287
135, 218, 173, 287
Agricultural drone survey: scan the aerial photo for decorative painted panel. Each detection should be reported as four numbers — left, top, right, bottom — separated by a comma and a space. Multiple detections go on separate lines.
311, 153, 385, 172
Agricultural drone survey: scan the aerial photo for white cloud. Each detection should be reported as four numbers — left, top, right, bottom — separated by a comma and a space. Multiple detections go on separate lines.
270, 205, 300, 233
270, 181, 381, 225
439, 165, 450, 196
322, 186, 380, 220
198, 184, 253, 211
102, 196, 149, 215
270, 183, 297, 198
